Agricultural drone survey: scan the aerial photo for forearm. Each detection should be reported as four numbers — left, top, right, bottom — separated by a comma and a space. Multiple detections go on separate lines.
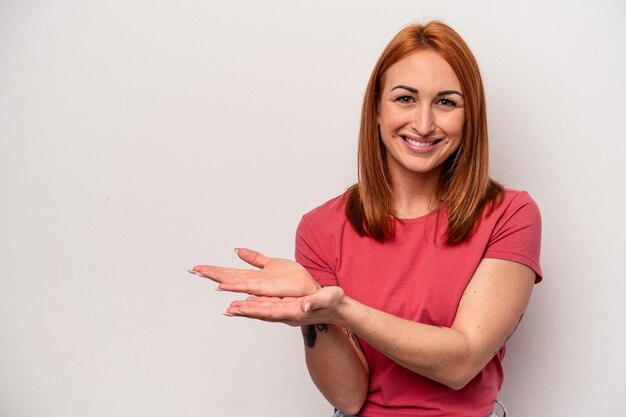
301, 323, 369, 414
197, 249, 534, 393
336, 298, 482, 390
331, 261, 534, 390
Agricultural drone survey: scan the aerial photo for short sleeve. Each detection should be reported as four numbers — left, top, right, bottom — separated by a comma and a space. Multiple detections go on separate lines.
483, 192, 543, 283
295, 216, 338, 287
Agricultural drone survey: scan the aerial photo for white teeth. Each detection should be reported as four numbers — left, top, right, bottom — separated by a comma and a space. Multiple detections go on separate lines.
404, 136, 438, 147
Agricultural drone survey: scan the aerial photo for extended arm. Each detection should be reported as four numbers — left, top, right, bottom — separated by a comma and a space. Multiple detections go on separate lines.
191, 249, 369, 413
192, 251, 534, 400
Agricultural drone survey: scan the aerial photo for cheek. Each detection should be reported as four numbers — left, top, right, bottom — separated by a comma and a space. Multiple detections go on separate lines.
442, 113, 465, 139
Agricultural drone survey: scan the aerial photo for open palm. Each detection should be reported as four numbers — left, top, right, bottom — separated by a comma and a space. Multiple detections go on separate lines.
190, 248, 320, 298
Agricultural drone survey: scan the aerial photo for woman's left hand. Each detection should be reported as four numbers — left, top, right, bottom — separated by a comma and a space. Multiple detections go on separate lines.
190, 248, 320, 298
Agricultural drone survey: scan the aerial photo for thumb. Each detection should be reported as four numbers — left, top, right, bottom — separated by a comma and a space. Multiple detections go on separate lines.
301, 296, 316, 313
235, 247, 271, 268
301, 287, 340, 312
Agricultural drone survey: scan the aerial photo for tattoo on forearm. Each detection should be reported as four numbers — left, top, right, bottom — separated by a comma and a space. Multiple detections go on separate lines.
302, 324, 328, 348
494, 313, 525, 356
346, 329, 365, 352
505, 313, 524, 344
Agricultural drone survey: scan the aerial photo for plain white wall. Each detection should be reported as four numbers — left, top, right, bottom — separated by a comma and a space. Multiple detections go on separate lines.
1, 1, 625, 416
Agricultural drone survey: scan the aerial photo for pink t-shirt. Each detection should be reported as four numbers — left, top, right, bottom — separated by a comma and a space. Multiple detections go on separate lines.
295, 189, 542, 417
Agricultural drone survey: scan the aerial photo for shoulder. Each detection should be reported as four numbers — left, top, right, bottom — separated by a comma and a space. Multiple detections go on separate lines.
488, 189, 541, 222
295, 194, 350, 285
300, 193, 348, 229
296, 192, 351, 259
482, 188, 543, 281
504, 188, 538, 207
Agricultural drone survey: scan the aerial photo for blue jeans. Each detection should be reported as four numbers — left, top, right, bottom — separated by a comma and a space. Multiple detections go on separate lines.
333, 408, 499, 417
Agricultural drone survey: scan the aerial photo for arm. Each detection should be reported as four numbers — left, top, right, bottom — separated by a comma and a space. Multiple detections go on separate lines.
204, 255, 535, 391
333, 258, 535, 389
301, 323, 369, 414
191, 249, 369, 413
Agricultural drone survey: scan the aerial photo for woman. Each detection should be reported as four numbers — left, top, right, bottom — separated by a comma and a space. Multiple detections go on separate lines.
190, 21, 542, 417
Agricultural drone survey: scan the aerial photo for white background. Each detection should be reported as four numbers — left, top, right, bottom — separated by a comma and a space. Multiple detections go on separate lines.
1, 1, 625, 416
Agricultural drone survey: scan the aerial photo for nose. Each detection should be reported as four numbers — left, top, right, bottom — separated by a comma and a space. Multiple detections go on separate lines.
411, 103, 436, 136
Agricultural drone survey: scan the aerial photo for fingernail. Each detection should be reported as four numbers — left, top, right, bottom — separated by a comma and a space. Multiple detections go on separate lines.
233, 248, 240, 255
303, 302, 311, 313
214, 287, 224, 292
187, 270, 203, 277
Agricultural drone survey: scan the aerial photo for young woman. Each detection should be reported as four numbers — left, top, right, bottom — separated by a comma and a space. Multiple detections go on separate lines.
190, 21, 542, 417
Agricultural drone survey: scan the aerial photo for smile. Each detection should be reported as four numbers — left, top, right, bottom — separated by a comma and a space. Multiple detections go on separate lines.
401, 136, 443, 147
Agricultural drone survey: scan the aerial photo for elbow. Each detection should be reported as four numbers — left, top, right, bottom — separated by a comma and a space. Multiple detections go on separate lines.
425, 349, 484, 390
342, 405, 364, 416
445, 377, 472, 391
333, 392, 366, 416
331, 384, 367, 416
439, 361, 484, 391
433, 336, 487, 390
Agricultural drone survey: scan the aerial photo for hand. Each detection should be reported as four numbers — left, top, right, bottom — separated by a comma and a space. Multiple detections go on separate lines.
190, 248, 320, 298
226, 286, 347, 327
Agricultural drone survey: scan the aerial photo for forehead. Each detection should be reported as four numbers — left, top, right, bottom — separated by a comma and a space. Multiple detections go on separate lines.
382, 50, 461, 92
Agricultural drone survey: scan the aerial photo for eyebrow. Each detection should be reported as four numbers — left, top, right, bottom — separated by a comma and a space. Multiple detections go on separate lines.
390, 85, 464, 97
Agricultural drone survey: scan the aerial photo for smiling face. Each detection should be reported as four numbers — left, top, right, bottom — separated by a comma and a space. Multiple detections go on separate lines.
378, 49, 465, 185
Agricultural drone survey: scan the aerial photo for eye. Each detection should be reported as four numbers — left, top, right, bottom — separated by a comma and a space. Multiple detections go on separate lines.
435, 97, 458, 107
393, 94, 415, 104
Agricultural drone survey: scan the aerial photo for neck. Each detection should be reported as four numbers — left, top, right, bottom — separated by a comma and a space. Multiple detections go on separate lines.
389, 169, 441, 219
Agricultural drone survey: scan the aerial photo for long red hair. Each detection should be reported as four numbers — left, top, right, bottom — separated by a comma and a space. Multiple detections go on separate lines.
345, 21, 503, 244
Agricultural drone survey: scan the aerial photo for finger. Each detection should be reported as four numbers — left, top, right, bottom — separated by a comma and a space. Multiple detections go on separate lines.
230, 298, 290, 310
227, 299, 302, 321
230, 298, 300, 316
301, 296, 316, 313
217, 276, 297, 297
191, 265, 250, 284
235, 248, 271, 269
191, 266, 269, 295
301, 286, 344, 312
217, 280, 266, 295
245, 295, 282, 302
